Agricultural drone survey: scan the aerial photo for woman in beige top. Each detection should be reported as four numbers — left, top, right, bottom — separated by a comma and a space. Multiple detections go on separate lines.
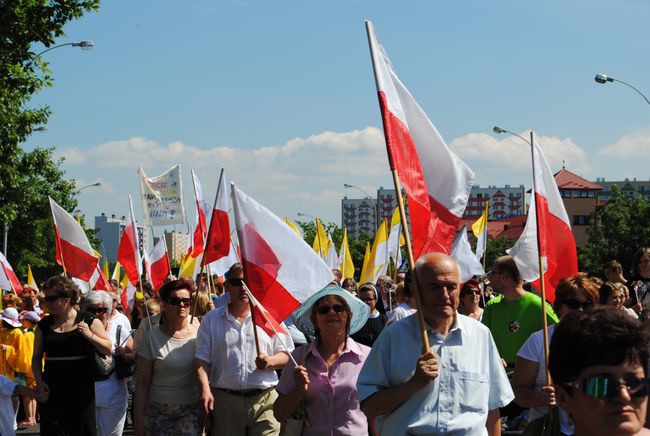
134, 279, 200, 436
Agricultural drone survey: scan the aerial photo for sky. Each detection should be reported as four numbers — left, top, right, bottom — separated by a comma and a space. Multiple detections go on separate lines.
23, 0, 650, 246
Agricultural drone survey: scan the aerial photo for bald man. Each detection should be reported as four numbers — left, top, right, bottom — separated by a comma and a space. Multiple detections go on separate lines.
357, 253, 513, 435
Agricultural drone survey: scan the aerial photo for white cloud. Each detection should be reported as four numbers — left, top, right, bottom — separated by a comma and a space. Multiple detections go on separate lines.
598, 129, 650, 157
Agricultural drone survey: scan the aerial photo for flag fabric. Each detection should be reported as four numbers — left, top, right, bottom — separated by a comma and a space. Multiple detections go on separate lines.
103, 259, 110, 280
191, 170, 212, 258
366, 21, 474, 257
451, 225, 485, 281
360, 242, 372, 284
312, 219, 332, 260
387, 207, 404, 266
204, 169, 233, 266
367, 219, 390, 284
325, 234, 339, 269
338, 228, 355, 280
27, 265, 39, 291
117, 195, 142, 286
472, 200, 489, 261
148, 238, 171, 291
92, 265, 112, 292
245, 285, 288, 337
0, 251, 22, 294
508, 135, 578, 302
231, 183, 333, 324
49, 197, 99, 281
111, 261, 122, 282
283, 218, 302, 237
139, 165, 186, 226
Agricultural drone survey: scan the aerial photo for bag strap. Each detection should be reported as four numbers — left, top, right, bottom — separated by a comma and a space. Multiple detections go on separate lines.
117, 324, 122, 345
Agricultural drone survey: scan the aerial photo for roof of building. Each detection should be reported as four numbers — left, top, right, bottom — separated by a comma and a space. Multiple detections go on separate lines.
554, 168, 602, 191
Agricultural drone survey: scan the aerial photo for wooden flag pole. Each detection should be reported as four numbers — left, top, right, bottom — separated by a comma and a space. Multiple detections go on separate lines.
243, 281, 262, 358
391, 170, 430, 353
529, 130, 552, 386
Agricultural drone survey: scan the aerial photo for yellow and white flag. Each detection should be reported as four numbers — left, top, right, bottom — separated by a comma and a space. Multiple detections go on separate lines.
338, 228, 355, 280
361, 220, 389, 284
312, 219, 332, 259
283, 217, 302, 238
360, 242, 372, 284
387, 207, 404, 267
472, 200, 489, 260
27, 265, 39, 291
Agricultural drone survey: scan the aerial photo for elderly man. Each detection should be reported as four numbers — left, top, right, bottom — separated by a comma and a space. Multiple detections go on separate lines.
195, 263, 294, 435
357, 253, 513, 435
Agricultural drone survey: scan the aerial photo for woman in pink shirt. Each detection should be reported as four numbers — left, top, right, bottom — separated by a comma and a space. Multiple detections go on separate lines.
274, 286, 371, 435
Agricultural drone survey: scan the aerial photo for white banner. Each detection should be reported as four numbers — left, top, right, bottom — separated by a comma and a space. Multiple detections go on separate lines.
139, 165, 186, 226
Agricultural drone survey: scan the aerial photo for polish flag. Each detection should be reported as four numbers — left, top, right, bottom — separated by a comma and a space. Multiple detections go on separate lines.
91, 265, 112, 292
49, 197, 99, 281
148, 238, 171, 292
366, 21, 474, 257
0, 251, 22, 294
508, 135, 578, 302
117, 195, 142, 286
204, 169, 233, 265
245, 285, 287, 337
191, 170, 212, 258
231, 183, 333, 324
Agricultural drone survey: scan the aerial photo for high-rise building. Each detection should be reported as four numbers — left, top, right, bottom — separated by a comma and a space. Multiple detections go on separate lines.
164, 230, 189, 263
94, 213, 149, 261
463, 185, 527, 220
341, 197, 377, 240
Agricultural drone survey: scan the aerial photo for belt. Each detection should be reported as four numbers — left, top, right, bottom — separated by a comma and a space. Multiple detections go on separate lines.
45, 356, 87, 361
217, 387, 271, 398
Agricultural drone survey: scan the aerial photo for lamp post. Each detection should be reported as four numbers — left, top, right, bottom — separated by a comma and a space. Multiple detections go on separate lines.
296, 212, 316, 220
343, 183, 378, 234
32, 40, 94, 61
594, 74, 650, 107
75, 181, 101, 194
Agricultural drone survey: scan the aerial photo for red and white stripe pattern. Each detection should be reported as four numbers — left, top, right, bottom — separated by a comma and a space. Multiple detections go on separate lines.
148, 237, 170, 292
366, 21, 474, 257
0, 251, 22, 294
191, 170, 212, 258
117, 195, 142, 286
204, 169, 233, 266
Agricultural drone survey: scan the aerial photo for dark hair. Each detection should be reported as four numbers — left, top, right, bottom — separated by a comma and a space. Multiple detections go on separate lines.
603, 260, 622, 274
553, 273, 599, 313
42, 276, 81, 305
631, 247, 650, 277
549, 307, 649, 386
341, 278, 357, 291
224, 263, 244, 280
460, 279, 480, 296
309, 294, 351, 340
108, 279, 119, 289
598, 281, 619, 305
493, 256, 522, 284
158, 278, 195, 303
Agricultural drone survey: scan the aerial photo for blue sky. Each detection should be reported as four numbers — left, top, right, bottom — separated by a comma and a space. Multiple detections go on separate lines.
24, 0, 650, 244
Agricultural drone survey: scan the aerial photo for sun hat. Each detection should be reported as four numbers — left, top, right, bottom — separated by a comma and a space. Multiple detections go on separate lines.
1, 307, 22, 328
19, 311, 41, 323
293, 285, 370, 337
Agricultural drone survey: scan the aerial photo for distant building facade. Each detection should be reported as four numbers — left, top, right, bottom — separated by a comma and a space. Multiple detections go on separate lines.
555, 169, 602, 247
94, 213, 149, 262
595, 177, 650, 201
341, 197, 377, 240
463, 185, 527, 220
164, 230, 189, 263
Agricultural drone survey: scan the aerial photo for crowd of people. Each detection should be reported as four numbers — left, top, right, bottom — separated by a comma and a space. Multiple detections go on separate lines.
0, 246, 649, 435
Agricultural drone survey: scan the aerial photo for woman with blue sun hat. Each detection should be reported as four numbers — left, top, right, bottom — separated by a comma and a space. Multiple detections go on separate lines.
274, 285, 371, 435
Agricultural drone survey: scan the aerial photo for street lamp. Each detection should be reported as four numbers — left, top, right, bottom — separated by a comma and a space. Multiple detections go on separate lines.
33, 126, 48, 132
296, 212, 316, 220
343, 183, 378, 233
75, 181, 102, 194
594, 74, 650, 107
32, 40, 94, 61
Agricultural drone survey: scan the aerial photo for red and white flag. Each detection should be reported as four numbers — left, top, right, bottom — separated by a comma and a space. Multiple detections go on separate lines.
191, 170, 212, 258
49, 197, 99, 281
117, 195, 142, 286
231, 183, 333, 324
148, 237, 171, 292
245, 286, 287, 337
0, 251, 22, 294
508, 135, 578, 302
366, 21, 474, 257
204, 169, 233, 266
91, 266, 112, 292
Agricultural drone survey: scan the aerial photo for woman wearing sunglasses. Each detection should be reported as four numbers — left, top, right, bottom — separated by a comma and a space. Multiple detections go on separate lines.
511, 273, 599, 435
134, 279, 200, 436
550, 307, 650, 436
274, 285, 371, 435
84, 291, 133, 436
32, 276, 113, 436
458, 279, 484, 321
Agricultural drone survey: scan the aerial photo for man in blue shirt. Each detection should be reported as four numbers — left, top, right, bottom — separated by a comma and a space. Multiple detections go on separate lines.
357, 252, 514, 435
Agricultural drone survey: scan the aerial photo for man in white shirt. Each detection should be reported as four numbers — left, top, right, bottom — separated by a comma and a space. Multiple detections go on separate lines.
195, 263, 294, 435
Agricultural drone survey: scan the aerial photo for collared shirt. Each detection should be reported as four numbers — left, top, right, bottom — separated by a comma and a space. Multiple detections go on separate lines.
277, 337, 370, 436
195, 305, 294, 390
357, 314, 514, 435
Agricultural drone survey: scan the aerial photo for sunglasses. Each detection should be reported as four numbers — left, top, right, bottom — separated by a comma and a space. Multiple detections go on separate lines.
360, 296, 376, 302
563, 299, 594, 311
168, 297, 192, 306
316, 304, 347, 315
44, 295, 64, 303
565, 375, 650, 400
228, 278, 244, 287
88, 307, 108, 315
462, 290, 481, 297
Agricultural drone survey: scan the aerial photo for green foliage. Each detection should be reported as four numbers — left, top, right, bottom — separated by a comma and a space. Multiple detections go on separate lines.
483, 236, 517, 270
579, 186, 650, 276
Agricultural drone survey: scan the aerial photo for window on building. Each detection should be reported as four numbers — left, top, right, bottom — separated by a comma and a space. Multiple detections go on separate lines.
572, 215, 591, 226
580, 190, 589, 198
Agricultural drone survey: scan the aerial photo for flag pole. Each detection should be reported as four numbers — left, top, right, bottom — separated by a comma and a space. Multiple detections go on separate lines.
243, 281, 262, 358
529, 130, 552, 386
481, 201, 488, 273
391, 171, 430, 352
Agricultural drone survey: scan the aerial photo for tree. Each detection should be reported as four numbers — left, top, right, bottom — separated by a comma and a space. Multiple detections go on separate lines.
579, 186, 650, 276
1, 0, 100, 281
483, 236, 517, 271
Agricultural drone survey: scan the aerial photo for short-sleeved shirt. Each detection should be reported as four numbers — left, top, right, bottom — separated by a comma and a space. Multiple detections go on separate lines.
482, 292, 558, 367
195, 306, 294, 390
357, 314, 514, 435
138, 326, 199, 405
277, 337, 370, 436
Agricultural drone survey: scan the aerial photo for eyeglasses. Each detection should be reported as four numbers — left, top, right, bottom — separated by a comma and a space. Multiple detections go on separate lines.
564, 374, 650, 400
228, 278, 244, 287
44, 295, 64, 303
563, 299, 594, 310
316, 304, 347, 315
360, 296, 375, 302
462, 290, 481, 297
88, 307, 108, 315
168, 297, 192, 306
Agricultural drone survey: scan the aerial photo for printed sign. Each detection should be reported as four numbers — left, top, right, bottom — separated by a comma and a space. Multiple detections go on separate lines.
139, 165, 186, 226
